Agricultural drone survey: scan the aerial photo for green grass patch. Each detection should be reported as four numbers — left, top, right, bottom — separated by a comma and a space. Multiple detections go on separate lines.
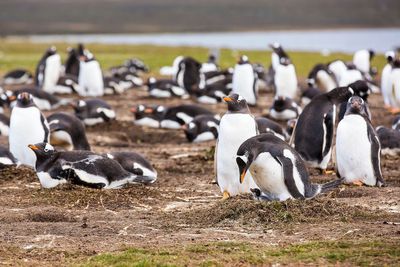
0, 39, 387, 79
79, 240, 400, 266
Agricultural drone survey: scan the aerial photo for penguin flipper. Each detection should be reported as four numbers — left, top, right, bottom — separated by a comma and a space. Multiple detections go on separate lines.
214, 139, 219, 185
320, 177, 345, 193
367, 123, 385, 186
130, 175, 157, 185
275, 155, 305, 199
40, 113, 50, 142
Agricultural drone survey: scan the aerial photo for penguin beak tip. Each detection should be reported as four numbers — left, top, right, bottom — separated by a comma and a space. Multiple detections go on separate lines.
223, 97, 232, 102
28, 144, 38, 151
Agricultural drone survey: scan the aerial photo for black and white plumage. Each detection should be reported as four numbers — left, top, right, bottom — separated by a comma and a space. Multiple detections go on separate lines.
292, 86, 354, 172
54, 75, 80, 94
77, 54, 104, 97
338, 80, 371, 121
103, 76, 126, 95
200, 54, 219, 73
381, 51, 395, 108
64, 47, 80, 77
174, 57, 202, 94
392, 115, 400, 130
184, 115, 219, 142
272, 45, 298, 99
236, 134, 343, 201
255, 117, 286, 140
105, 152, 157, 183
301, 85, 323, 106
269, 96, 302, 121
232, 55, 258, 106
195, 83, 231, 104
0, 113, 10, 136
0, 145, 17, 168
336, 96, 384, 187
286, 119, 297, 138
146, 77, 188, 99
376, 126, 400, 156
8, 88, 71, 111
47, 112, 91, 151
72, 99, 116, 126
389, 59, 400, 111
9, 93, 50, 167
28, 143, 152, 189
307, 64, 337, 92
35, 46, 62, 93
2, 69, 33, 85
215, 94, 259, 199
353, 49, 375, 74
131, 104, 164, 128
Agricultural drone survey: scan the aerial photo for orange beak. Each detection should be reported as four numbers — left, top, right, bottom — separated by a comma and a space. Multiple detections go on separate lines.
240, 169, 246, 184
8, 95, 16, 101
144, 108, 153, 114
223, 96, 233, 102
28, 144, 39, 151
130, 107, 137, 113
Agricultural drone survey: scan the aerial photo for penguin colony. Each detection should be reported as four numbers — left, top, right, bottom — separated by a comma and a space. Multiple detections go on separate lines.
0, 43, 399, 203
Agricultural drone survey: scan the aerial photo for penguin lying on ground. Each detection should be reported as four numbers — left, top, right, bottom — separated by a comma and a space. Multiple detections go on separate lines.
103, 76, 126, 95
131, 104, 215, 129
9, 92, 50, 167
336, 96, 384, 187
376, 126, 400, 156
183, 115, 219, 142
72, 99, 116, 126
215, 93, 259, 199
47, 112, 91, 151
105, 152, 157, 183
146, 77, 188, 99
232, 55, 258, 106
195, 83, 231, 104
0, 145, 17, 168
35, 46, 62, 93
393, 115, 400, 130
269, 96, 302, 121
54, 75, 81, 94
236, 133, 343, 201
292, 86, 354, 173
2, 69, 33, 85
28, 142, 154, 189
255, 117, 286, 140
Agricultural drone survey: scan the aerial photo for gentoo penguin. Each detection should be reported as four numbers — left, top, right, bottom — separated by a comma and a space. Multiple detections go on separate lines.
328, 60, 348, 85
336, 96, 384, 186
77, 53, 104, 97
124, 58, 149, 73
103, 76, 125, 95
28, 142, 153, 189
381, 51, 396, 108
338, 80, 371, 121
3, 69, 33, 85
265, 43, 288, 91
292, 86, 354, 173
105, 152, 157, 183
0, 145, 17, 168
9, 93, 49, 167
160, 104, 216, 129
339, 64, 363, 87
215, 93, 259, 199
183, 115, 219, 142
54, 75, 80, 94
274, 54, 298, 99
174, 57, 202, 94
47, 112, 91, 151
307, 64, 337, 92
0, 113, 10, 136
301, 84, 323, 106
7, 88, 70, 111
232, 55, 258, 106
269, 96, 302, 121
253, 63, 268, 91
353, 49, 375, 74
131, 104, 163, 128
64, 47, 80, 77
35, 46, 62, 93
72, 99, 116, 126
160, 56, 184, 76
255, 117, 286, 140
376, 126, 400, 156
389, 59, 400, 113
392, 115, 400, 130
236, 133, 343, 201
146, 77, 188, 99
196, 83, 231, 104
200, 54, 219, 73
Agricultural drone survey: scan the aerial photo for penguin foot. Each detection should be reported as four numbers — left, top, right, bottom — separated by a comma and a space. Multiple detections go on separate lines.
320, 169, 336, 175
389, 108, 400, 115
221, 191, 230, 200
352, 180, 364, 186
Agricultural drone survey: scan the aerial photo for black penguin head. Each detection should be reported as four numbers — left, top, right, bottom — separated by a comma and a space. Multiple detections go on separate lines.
238, 55, 249, 64
272, 96, 292, 112
71, 100, 88, 119
46, 46, 57, 56
269, 43, 289, 59
385, 51, 395, 63
368, 50, 375, 60
16, 92, 35, 107
236, 144, 254, 184
208, 54, 217, 63
348, 80, 370, 100
253, 63, 265, 77
345, 96, 367, 116
279, 57, 291, 66
392, 59, 400, 69
131, 104, 165, 121
180, 57, 201, 93
0, 90, 13, 108
125, 58, 149, 72
28, 142, 56, 164
223, 94, 249, 112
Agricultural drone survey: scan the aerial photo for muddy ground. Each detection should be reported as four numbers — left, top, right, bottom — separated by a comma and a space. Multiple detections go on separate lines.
0, 85, 399, 266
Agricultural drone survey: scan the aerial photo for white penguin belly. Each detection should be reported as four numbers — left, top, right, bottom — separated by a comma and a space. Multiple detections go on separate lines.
150, 88, 172, 98
339, 70, 362, 86
336, 115, 376, 185
391, 69, 400, 108
37, 171, 66, 188
78, 61, 104, 97
274, 65, 298, 99
9, 107, 47, 167
381, 65, 392, 106
316, 70, 336, 91
216, 114, 258, 196
250, 152, 292, 201
43, 54, 61, 92
134, 117, 160, 128
193, 131, 215, 142
50, 130, 73, 149
232, 64, 257, 105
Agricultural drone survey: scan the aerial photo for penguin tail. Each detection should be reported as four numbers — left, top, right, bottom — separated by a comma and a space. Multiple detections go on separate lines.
320, 177, 345, 193
129, 175, 157, 185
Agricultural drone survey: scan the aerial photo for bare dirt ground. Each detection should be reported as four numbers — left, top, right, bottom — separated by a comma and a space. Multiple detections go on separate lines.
0, 86, 399, 265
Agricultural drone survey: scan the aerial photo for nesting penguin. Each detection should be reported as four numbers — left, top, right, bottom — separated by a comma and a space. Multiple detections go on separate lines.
7, 88, 71, 111
183, 115, 219, 142
376, 126, 400, 156
28, 142, 153, 189
3, 69, 33, 85
47, 112, 91, 151
292, 86, 354, 173
0, 145, 17, 168
0, 113, 10, 136
269, 96, 302, 121
381, 51, 395, 108
35, 46, 62, 93
9, 93, 49, 167
336, 96, 384, 187
105, 152, 157, 183
131, 104, 163, 128
147, 77, 188, 99
72, 99, 116, 126
232, 55, 258, 106
78, 53, 104, 97
236, 134, 343, 201
255, 117, 286, 140
215, 93, 259, 199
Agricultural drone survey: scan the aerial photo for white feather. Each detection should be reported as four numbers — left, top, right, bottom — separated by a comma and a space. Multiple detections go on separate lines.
232, 63, 257, 105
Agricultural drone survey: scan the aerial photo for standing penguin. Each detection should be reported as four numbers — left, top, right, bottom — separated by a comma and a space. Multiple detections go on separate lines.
336, 96, 384, 187
64, 47, 80, 77
353, 49, 375, 74
389, 59, 400, 114
174, 57, 202, 94
232, 55, 258, 106
0, 145, 17, 168
47, 112, 91, 151
35, 46, 62, 93
307, 64, 337, 92
292, 86, 354, 173
78, 53, 104, 97
9, 93, 49, 167
273, 50, 298, 99
215, 93, 259, 199
381, 51, 395, 108
236, 134, 343, 201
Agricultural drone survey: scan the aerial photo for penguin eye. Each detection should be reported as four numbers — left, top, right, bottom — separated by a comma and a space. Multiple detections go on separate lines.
44, 148, 49, 152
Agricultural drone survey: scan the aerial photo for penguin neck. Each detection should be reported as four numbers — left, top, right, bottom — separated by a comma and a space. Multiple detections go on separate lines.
227, 107, 250, 114
35, 152, 60, 171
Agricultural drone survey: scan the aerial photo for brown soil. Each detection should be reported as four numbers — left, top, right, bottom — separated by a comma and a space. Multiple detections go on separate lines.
0, 87, 399, 266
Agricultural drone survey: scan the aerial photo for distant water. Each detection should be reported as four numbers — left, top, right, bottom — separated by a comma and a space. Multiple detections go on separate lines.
8, 28, 400, 53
